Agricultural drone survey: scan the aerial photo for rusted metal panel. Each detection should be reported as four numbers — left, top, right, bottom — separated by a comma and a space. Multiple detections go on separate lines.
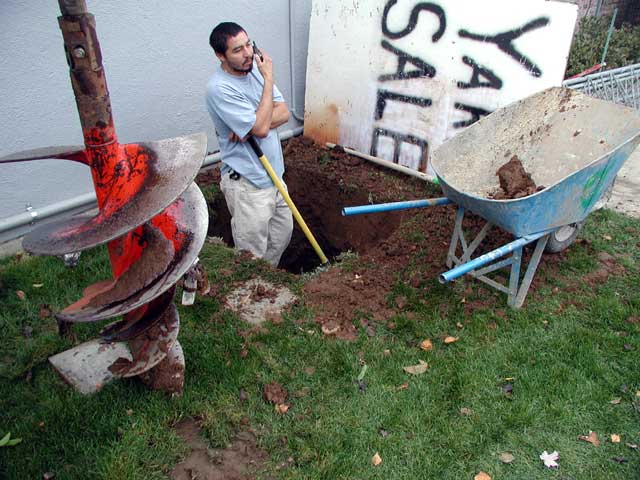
107, 302, 180, 378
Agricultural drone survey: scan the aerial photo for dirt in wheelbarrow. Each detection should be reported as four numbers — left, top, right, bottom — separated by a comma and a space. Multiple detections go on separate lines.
197, 136, 568, 340
490, 155, 544, 200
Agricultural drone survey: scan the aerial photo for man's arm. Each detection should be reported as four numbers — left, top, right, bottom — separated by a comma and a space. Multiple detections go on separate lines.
271, 102, 290, 130
251, 52, 275, 138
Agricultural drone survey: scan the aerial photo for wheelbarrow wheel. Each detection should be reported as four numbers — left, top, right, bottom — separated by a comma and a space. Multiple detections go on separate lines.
544, 221, 584, 253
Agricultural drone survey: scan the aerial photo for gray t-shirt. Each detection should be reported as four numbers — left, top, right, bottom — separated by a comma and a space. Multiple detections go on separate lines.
206, 63, 286, 189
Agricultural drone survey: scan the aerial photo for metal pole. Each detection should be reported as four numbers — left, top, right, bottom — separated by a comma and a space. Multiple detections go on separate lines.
326, 143, 437, 183
342, 197, 451, 216
600, 8, 618, 66
439, 230, 549, 283
58, 0, 88, 16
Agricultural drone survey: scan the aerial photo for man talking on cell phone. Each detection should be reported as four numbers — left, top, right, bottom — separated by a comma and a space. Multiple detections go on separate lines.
206, 22, 292, 267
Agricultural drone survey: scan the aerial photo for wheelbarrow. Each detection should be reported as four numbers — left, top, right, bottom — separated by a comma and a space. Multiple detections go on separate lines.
343, 87, 640, 308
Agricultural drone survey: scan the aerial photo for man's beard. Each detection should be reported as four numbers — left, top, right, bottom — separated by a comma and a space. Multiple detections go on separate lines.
231, 61, 252, 74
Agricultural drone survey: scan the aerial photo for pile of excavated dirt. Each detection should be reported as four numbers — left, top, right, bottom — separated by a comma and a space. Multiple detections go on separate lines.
196, 136, 563, 338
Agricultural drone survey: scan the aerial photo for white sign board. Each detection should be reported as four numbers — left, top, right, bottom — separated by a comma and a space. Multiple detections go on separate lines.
304, 0, 578, 172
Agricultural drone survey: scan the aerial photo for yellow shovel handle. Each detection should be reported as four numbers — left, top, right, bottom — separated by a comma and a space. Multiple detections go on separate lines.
248, 137, 328, 264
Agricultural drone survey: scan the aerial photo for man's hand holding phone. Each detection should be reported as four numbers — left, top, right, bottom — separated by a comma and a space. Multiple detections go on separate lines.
252, 41, 263, 62
252, 41, 273, 82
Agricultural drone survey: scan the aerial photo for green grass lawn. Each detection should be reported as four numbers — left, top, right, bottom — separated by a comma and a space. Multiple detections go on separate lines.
1, 209, 639, 479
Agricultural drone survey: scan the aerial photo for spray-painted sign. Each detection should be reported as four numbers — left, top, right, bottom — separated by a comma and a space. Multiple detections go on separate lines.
304, 0, 578, 172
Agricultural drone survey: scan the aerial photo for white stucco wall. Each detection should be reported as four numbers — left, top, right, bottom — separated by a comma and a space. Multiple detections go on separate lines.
0, 0, 310, 242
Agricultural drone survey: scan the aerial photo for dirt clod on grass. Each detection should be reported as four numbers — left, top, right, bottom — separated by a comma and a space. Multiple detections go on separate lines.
263, 381, 288, 405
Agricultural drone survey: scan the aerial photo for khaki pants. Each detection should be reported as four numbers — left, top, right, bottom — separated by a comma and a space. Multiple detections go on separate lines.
220, 173, 293, 267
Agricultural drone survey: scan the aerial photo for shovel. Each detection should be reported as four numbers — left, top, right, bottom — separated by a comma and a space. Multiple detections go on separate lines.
247, 136, 328, 264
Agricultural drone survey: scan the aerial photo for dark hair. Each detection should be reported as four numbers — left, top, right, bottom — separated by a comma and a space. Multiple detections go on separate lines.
209, 22, 246, 55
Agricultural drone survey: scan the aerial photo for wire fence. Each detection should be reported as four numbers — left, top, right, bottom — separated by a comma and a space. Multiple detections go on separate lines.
563, 62, 640, 110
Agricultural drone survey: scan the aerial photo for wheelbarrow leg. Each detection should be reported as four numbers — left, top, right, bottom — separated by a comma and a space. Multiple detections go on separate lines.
442, 207, 551, 308
446, 208, 465, 268
447, 207, 493, 268
510, 234, 549, 308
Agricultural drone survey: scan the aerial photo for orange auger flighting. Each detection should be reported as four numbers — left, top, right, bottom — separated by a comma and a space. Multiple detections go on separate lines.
0, 0, 208, 395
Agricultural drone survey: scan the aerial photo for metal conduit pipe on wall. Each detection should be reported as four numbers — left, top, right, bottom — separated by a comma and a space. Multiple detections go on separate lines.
289, 0, 305, 122
0, 127, 304, 238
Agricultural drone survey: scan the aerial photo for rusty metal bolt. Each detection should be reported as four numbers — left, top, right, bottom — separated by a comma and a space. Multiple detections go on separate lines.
73, 46, 86, 58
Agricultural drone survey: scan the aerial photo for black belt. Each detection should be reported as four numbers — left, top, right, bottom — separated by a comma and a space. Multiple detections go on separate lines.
229, 170, 241, 180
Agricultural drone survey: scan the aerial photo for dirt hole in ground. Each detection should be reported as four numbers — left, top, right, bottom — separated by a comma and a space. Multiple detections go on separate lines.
200, 136, 421, 274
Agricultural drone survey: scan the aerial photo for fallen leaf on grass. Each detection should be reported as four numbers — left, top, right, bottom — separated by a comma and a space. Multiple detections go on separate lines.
444, 336, 459, 344
610, 398, 621, 405
275, 404, 290, 414
397, 383, 409, 391
499, 452, 514, 464
32, 283, 44, 288
474, 472, 491, 480
321, 322, 340, 336
403, 360, 429, 375
626, 443, 638, 449
456, 322, 464, 329
611, 434, 621, 443
579, 431, 600, 447
603, 234, 612, 241
0, 432, 22, 447
419, 339, 433, 351
539, 450, 559, 468
16, 290, 26, 301
371, 452, 382, 466
460, 407, 473, 416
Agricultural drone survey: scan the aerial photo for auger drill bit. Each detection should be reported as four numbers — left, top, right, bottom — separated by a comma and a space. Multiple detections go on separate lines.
0, 0, 208, 395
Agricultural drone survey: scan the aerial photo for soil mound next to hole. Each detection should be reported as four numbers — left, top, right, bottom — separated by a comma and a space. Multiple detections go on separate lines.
490, 155, 542, 199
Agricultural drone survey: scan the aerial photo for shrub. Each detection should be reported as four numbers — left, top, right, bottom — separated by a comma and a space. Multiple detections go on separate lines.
566, 15, 640, 77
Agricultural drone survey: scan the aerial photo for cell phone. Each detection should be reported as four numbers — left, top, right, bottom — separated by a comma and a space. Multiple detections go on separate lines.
252, 41, 263, 62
